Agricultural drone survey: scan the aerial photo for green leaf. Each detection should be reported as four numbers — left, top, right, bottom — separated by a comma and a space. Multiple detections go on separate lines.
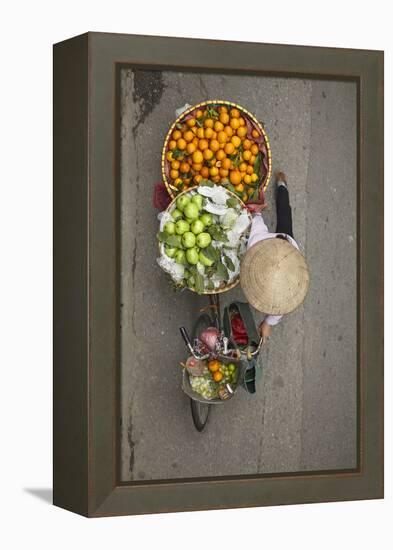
207, 107, 219, 119
226, 197, 239, 208
203, 244, 220, 262
194, 271, 205, 294
166, 235, 182, 248
254, 152, 262, 175
157, 231, 168, 243
207, 225, 229, 243
223, 254, 235, 272
227, 183, 236, 194
216, 261, 229, 281
172, 149, 184, 160
176, 122, 183, 130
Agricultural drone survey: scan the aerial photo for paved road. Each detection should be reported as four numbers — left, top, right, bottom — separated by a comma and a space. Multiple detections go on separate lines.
119, 69, 357, 481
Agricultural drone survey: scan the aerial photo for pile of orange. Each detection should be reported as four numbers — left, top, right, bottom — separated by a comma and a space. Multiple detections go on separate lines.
164, 104, 263, 203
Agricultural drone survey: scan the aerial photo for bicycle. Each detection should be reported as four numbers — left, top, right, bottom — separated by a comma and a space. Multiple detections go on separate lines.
180, 293, 263, 432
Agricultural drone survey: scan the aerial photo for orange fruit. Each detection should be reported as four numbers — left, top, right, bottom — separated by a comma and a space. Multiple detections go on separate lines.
219, 105, 228, 113
242, 192, 248, 202
171, 160, 180, 170
249, 155, 256, 164
242, 150, 252, 161
239, 162, 247, 172
248, 186, 254, 196
204, 127, 214, 139
231, 135, 241, 148
213, 371, 223, 382
203, 149, 214, 161
196, 128, 205, 139
199, 139, 208, 151
186, 118, 196, 127
243, 139, 252, 150
172, 129, 182, 140
219, 168, 229, 178
221, 158, 231, 170
252, 129, 260, 138
200, 166, 209, 178
180, 162, 190, 173
192, 150, 203, 164
170, 169, 179, 179
224, 125, 233, 137
251, 143, 259, 155
177, 138, 187, 150
210, 139, 220, 152
217, 131, 228, 144
196, 109, 203, 118
243, 174, 252, 185
237, 126, 247, 138
192, 163, 203, 172
194, 174, 203, 183
186, 142, 196, 154
166, 151, 174, 162
174, 178, 182, 186
224, 143, 235, 155
192, 137, 199, 147
210, 166, 219, 177
212, 175, 221, 183
216, 149, 226, 161
230, 108, 240, 118
251, 173, 258, 183
246, 165, 254, 175
204, 118, 214, 128
239, 117, 246, 126
214, 120, 224, 132
230, 118, 240, 130
184, 130, 194, 142
230, 171, 242, 185
168, 140, 177, 151
219, 112, 230, 125
235, 183, 244, 192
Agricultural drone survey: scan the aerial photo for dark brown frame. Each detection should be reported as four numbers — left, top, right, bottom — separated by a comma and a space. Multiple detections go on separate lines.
53, 32, 384, 517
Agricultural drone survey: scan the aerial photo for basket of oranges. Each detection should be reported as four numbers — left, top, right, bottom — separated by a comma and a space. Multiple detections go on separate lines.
162, 100, 272, 204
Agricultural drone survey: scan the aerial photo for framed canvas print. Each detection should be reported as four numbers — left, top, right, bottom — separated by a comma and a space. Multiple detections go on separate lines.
53, 32, 384, 517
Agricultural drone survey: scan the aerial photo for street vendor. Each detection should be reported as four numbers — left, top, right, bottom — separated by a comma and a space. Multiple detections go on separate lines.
240, 171, 310, 344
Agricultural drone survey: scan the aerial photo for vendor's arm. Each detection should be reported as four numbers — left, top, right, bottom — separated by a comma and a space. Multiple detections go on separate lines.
247, 213, 270, 249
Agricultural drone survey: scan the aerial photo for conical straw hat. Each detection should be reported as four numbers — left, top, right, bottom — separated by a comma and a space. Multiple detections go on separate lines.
240, 238, 310, 315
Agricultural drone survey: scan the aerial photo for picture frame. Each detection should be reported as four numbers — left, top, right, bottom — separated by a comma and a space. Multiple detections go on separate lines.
53, 32, 383, 517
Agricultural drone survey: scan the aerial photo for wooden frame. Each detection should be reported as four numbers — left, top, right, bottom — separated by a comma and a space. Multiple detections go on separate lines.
53, 32, 384, 517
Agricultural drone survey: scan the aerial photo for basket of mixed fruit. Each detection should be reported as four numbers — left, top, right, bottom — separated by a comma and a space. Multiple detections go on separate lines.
157, 184, 251, 294
182, 355, 245, 403
162, 100, 271, 204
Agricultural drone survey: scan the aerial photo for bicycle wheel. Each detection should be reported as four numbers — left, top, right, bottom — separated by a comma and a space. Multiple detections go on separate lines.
190, 313, 213, 432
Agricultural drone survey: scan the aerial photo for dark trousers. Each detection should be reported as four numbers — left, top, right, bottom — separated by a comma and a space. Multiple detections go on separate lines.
276, 185, 294, 239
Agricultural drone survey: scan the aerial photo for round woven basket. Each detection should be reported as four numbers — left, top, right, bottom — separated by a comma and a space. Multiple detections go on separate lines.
159, 186, 251, 295
161, 100, 272, 200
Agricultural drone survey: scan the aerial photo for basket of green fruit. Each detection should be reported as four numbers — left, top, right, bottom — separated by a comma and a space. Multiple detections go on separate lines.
157, 183, 251, 294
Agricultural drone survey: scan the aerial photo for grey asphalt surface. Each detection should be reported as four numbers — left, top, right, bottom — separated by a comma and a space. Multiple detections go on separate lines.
119, 69, 357, 481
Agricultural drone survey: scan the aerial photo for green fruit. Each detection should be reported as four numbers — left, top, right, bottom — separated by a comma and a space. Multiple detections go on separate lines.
187, 275, 195, 286
191, 194, 203, 210
176, 195, 190, 212
186, 247, 199, 265
182, 231, 196, 248
199, 250, 214, 267
184, 203, 199, 220
191, 219, 205, 235
200, 213, 213, 227
164, 221, 176, 235
165, 246, 177, 258
196, 232, 212, 248
175, 219, 190, 235
175, 250, 186, 265
171, 208, 183, 221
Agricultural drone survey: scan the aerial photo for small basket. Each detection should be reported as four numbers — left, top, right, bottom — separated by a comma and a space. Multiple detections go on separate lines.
182, 355, 246, 405
158, 186, 251, 295
162, 99, 272, 200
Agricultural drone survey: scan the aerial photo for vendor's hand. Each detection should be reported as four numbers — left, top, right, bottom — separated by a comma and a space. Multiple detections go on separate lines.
259, 321, 273, 344
246, 202, 268, 214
